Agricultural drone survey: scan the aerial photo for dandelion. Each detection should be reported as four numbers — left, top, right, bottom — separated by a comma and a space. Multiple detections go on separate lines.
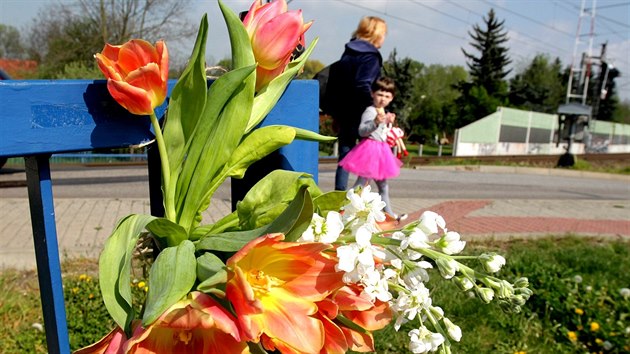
143, 286, 149, 292
620, 287, 630, 299
590, 322, 600, 332
567, 331, 578, 342
79, 274, 88, 281
574, 308, 584, 315
137, 281, 146, 289
72, 287, 79, 294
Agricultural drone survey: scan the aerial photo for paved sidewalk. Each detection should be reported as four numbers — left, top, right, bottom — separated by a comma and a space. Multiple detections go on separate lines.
1, 167, 629, 269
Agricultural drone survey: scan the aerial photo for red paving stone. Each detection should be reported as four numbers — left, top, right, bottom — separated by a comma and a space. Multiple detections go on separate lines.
403, 200, 630, 237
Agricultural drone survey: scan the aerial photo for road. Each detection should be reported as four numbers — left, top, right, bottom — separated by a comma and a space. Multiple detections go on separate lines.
1, 164, 628, 201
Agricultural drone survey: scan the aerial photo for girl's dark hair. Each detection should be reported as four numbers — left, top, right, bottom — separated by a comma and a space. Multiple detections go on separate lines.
372, 77, 396, 95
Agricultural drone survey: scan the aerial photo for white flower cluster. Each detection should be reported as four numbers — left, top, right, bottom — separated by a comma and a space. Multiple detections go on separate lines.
298, 186, 531, 354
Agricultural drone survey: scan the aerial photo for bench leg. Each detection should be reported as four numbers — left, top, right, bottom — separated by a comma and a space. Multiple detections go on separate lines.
25, 156, 70, 354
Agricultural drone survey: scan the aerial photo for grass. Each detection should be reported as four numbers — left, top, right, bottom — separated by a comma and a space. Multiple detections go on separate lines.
1, 237, 628, 353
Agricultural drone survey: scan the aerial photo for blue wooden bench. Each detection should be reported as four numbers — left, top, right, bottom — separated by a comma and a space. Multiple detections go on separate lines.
0, 79, 319, 353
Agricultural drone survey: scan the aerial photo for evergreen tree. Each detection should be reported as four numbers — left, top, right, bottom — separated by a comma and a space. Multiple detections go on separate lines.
456, 9, 512, 127
462, 9, 512, 97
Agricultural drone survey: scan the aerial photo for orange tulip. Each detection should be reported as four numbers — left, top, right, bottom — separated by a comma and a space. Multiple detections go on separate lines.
242, 0, 312, 89
316, 285, 393, 353
95, 39, 168, 115
123, 291, 248, 354
74, 326, 127, 354
226, 233, 344, 353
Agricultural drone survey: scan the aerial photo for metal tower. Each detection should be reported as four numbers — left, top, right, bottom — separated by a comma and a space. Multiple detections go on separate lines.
565, 0, 597, 105
557, 0, 597, 166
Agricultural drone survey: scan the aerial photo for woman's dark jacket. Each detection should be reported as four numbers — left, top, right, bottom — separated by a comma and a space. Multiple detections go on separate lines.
324, 39, 382, 145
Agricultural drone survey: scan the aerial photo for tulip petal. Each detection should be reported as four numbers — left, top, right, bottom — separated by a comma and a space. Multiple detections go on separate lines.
252, 11, 304, 69
124, 292, 247, 354
257, 288, 324, 353
243, 0, 288, 37
125, 63, 167, 109
116, 39, 159, 76
155, 40, 169, 82
73, 326, 126, 354
107, 79, 154, 115
94, 53, 124, 81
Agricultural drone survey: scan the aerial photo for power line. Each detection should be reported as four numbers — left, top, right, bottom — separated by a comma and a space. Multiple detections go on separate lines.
587, 1, 630, 11
444, 0, 572, 57
409, 0, 468, 25
480, 0, 576, 38
336, 0, 466, 40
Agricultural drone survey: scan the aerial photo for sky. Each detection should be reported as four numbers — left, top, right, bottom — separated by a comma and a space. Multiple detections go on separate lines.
1, 0, 629, 101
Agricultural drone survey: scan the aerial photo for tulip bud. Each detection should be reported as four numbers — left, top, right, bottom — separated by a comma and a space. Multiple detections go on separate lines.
242, 0, 313, 90
95, 40, 168, 115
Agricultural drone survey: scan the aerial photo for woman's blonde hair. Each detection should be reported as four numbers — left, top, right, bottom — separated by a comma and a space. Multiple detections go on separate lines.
352, 16, 387, 46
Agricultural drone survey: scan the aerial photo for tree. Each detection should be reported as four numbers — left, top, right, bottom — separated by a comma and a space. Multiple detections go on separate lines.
412, 64, 468, 142
456, 9, 512, 127
508, 55, 567, 113
382, 49, 424, 130
0, 24, 26, 59
26, 0, 196, 78
462, 9, 511, 97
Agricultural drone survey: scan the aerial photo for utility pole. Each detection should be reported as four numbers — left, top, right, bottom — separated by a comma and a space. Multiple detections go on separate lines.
557, 0, 597, 167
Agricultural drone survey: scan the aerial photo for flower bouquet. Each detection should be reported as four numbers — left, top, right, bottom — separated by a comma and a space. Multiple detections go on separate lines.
76, 1, 531, 353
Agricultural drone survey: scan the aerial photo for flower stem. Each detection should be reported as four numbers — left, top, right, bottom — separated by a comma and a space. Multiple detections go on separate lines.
150, 112, 175, 220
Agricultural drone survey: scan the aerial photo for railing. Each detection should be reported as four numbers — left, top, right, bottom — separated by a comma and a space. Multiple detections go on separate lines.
0, 79, 319, 353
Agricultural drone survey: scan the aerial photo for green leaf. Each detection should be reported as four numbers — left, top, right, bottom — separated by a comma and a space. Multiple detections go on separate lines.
196, 186, 314, 251
143, 240, 197, 326
313, 190, 349, 215
196, 227, 266, 252
190, 211, 240, 241
236, 170, 321, 230
163, 14, 208, 173
293, 126, 337, 142
196, 253, 228, 293
174, 65, 256, 232
146, 218, 188, 248
99, 214, 155, 332
219, 0, 255, 70
247, 37, 319, 132
224, 125, 296, 179
282, 186, 314, 242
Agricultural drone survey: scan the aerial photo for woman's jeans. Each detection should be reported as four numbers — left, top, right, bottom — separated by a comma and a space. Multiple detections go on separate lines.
335, 143, 354, 191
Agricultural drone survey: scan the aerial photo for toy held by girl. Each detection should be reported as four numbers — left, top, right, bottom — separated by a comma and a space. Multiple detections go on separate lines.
339, 77, 407, 221
386, 124, 409, 159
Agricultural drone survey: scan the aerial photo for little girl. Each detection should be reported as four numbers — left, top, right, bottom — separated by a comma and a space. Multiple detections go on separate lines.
339, 77, 407, 221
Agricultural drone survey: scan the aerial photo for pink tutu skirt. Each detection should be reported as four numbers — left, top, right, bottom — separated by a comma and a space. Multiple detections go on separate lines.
339, 138, 402, 180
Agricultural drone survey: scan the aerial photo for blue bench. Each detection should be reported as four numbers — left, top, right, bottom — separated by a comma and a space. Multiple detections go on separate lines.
0, 79, 319, 353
